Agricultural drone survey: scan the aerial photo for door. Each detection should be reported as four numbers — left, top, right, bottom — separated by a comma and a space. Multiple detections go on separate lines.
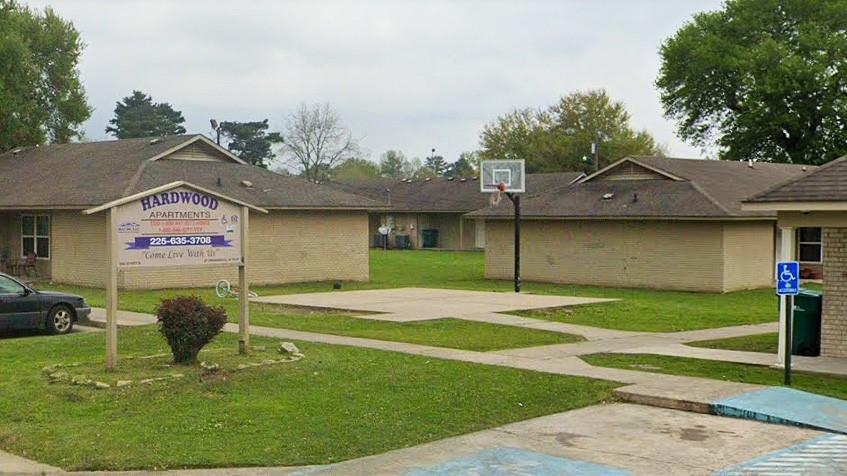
475, 220, 486, 248
0, 275, 42, 329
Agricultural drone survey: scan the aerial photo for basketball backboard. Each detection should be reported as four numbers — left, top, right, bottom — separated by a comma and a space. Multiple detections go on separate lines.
480, 160, 526, 193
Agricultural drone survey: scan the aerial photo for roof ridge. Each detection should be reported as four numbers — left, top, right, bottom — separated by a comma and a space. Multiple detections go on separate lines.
121, 158, 151, 197
579, 157, 686, 183
687, 180, 733, 215
747, 155, 847, 202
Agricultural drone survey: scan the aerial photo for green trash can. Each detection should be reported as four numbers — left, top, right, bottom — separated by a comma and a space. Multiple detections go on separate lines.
422, 229, 439, 248
792, 289, 822, 356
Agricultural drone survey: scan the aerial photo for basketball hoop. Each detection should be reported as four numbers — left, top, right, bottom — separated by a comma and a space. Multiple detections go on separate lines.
488, 182, 506, 207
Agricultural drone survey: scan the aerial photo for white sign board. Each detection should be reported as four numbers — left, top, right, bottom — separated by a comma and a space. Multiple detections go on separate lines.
114, 186, 243, 268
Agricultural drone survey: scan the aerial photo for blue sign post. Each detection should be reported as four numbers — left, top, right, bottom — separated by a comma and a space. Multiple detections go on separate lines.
776, 261, 800, 296
776, 261, 800, 385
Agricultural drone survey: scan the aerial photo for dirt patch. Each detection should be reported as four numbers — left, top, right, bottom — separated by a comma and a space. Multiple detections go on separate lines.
679, 427, 710, 442
554, 432, 587, 447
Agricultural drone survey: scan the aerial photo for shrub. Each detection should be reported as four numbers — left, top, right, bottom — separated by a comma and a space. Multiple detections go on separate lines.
156, 295, 227, 364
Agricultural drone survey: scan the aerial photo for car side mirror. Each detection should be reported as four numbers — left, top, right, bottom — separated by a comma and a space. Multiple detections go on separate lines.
18, 288, 31, 297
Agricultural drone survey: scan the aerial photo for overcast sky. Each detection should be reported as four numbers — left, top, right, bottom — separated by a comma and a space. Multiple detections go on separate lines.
30, 0, 723, 164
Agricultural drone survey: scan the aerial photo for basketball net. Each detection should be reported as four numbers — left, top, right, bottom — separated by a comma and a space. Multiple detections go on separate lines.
488, 182, 506, 208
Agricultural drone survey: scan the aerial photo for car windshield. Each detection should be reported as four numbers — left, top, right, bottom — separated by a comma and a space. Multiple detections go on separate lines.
0, 275, 25, 294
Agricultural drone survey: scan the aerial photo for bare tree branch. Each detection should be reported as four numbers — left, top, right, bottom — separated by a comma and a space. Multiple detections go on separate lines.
279, 103, 359, 182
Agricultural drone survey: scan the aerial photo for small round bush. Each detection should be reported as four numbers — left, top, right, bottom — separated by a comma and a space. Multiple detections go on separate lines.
156, 295, 227, 364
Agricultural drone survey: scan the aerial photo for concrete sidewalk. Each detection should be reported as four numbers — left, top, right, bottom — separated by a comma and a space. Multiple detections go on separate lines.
0, 448, 62, 475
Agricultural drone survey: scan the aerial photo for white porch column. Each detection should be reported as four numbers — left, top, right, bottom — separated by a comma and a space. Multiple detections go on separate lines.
776, 226, 795, 366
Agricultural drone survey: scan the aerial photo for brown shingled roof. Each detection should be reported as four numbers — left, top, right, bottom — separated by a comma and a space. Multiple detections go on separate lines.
328, 172, 584, 213
747, 155, 847, 203
469, 156, 814, 219
0, 135, 379, 209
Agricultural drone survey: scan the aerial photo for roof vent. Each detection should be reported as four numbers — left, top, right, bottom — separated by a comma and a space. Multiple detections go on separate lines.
149, 138, 163, 145
747, 159, 754, 168
425, 177, 432, 182
460, 178, 467, 182
802, 166, 808, 172
602, 193, 615, 200
472, 176, 478, 181
11, 148, 22, 155
447, 177, 454, 181
241, 180, 253, 188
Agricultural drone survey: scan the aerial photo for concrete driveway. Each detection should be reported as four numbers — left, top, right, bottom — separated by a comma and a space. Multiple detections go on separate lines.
253, 287, 615, 322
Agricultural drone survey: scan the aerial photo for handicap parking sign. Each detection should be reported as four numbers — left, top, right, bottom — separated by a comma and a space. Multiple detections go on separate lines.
776, 261, 800, 296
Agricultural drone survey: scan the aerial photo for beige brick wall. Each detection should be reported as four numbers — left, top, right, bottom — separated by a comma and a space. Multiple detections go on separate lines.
722, 221, 776, 292
51, 211, 106, 286
417, 213, 466, 249
822, 228, 847, 358
485, 219, 728, 292
0, 211, 53, 278
50, 209, 370, 289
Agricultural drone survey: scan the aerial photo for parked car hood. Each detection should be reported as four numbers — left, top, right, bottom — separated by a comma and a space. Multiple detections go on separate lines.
35, 290, 85, 300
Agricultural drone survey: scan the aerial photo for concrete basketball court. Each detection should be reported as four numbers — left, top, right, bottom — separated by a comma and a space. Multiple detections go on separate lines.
253, 287, 615, 322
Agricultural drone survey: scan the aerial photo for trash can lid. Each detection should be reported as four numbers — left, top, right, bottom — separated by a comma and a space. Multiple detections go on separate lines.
798, 289, 822, 297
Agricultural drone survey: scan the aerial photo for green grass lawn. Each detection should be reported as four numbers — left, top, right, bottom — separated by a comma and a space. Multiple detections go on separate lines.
689, 333, 779, 354
582, 353, 847, 400
41, 249, 779, 334
0, 326, 618, 471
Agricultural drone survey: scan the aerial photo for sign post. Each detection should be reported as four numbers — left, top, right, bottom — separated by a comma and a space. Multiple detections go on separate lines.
775, 260, 800, 385
238, 205, 250, 354
84, 182, 267, 369
106, 207, 119, 371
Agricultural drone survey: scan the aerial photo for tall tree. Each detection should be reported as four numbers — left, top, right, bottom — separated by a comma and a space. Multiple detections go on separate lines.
0, 1, 91, 150
219, 119, 282, 168
449, 151, 479, 177
424, 153, 448, 176
279, 103, 359, 182
331, 158, 380, 180
105, 90, 186, 139
379, 150, 414, 178
657, 0, 847, 165
480, 90, 660, 173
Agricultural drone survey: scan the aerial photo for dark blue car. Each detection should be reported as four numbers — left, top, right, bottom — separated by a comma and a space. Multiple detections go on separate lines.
0, 273, 90, 334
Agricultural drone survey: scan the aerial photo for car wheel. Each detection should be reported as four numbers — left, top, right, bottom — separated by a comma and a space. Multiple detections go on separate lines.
46, 305, 74, 335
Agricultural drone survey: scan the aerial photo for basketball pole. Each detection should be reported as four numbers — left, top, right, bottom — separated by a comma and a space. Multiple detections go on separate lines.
506, 192, 521, 293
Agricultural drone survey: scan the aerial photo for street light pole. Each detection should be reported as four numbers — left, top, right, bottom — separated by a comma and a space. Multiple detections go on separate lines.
591, 133, 600, 171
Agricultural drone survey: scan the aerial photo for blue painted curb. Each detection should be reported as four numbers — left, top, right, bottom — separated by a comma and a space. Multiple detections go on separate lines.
712, 387, 847, 435
405, 447, 631, 476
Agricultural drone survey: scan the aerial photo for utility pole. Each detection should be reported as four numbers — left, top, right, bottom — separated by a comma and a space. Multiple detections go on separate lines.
210, 119, 221, 145
591, 132, 600, 171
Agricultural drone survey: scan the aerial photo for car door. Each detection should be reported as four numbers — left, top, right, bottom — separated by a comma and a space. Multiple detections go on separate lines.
0, 275, 42, 329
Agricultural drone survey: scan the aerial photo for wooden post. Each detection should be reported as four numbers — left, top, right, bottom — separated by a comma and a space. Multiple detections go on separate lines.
238, 206, 250, 354
105, 207, 119, 370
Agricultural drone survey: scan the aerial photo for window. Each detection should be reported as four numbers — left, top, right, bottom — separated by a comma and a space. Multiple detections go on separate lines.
798, 227, 822, 263
0, 275, 25, 294
21, 215, 49, 259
